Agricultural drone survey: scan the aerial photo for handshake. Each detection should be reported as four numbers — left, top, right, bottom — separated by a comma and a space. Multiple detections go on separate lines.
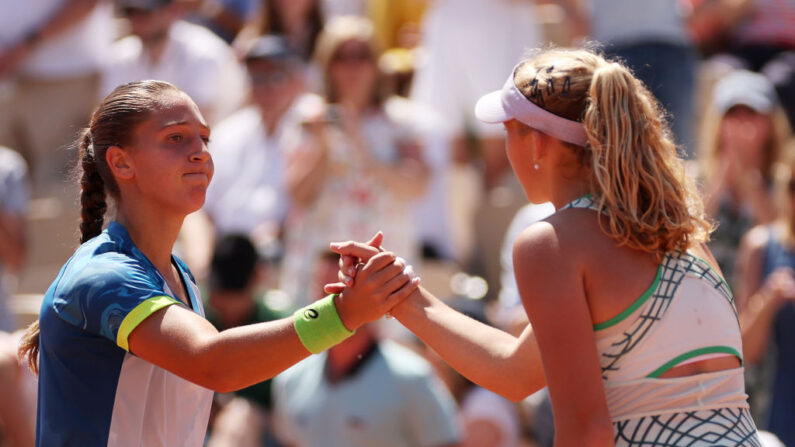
325, 232, 420, 329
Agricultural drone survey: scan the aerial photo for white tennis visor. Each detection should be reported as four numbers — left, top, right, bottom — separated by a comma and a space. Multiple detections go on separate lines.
474, 66, 589, 147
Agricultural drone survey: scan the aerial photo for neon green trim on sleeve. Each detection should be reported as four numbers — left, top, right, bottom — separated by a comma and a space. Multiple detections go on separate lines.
593, 263, 663, 331
117, 295, 180, 351
646, 346, 743, 378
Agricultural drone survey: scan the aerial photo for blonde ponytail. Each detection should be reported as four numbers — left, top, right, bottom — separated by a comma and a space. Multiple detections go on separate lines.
583, 61, 711, 260
514, 49, 712, 260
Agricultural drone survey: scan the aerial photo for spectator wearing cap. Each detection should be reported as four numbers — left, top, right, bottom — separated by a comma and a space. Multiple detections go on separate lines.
181, 35, 317, 280
203, 234, 287, 447
0, 0, 113, 191
698, 69, 792, 287
101, 0, 248, 125
272, 250, 462, 447
734, 144, 795, 446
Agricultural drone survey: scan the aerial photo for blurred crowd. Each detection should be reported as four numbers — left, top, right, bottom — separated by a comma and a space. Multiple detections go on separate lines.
1, 0, 794, 446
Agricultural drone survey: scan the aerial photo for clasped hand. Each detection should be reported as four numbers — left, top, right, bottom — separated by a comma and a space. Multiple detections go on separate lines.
324, 232, 418, 329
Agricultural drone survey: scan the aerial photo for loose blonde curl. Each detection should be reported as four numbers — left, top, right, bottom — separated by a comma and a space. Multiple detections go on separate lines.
515, 48, 713, 261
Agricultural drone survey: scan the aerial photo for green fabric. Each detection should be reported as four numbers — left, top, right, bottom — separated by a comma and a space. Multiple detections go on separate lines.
646, 346, 743, 378
293, 294, 355, 354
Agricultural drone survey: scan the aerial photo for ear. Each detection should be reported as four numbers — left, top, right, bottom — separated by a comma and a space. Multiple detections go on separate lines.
106, 146, 134, 181
531, 130, 549, 164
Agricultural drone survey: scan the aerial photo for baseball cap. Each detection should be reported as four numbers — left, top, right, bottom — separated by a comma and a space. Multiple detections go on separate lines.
244, 35, 302, 64
474, 63, 589, 147
712, 70, 778, 114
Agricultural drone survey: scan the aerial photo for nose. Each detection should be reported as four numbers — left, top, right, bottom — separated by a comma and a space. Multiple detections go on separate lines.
189, 139, 211, 164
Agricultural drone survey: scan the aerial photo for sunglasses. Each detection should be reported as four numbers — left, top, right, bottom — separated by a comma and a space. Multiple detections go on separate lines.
249, 70, 291, 86
122, 6, 158, 16
332, 49, 373, 64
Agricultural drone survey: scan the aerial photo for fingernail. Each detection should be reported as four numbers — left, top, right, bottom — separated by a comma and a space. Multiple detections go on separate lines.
411, 277, 421, 285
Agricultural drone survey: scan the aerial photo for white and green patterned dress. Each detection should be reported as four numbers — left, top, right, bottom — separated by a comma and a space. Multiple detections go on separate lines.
564, 195, 761, 446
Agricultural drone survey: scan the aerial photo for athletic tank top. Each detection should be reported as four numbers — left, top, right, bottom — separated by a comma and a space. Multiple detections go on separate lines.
563, 195, 761, 446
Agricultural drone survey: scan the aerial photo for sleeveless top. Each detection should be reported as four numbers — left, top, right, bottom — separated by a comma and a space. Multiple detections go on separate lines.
563, 195, 760, 446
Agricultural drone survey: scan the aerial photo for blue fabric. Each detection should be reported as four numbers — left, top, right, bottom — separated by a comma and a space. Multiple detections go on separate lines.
605, 42, 698, 158
36, 222, 190, 446
760, 230, 795, 446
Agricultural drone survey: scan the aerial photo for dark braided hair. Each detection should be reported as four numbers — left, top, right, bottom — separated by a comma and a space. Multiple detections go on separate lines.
19, 80, 181, 374
78, 129, 108, 243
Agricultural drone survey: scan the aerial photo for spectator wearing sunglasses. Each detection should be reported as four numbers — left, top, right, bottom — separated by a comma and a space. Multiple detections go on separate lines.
181, 35, 318, 280
102, 0, 248, 126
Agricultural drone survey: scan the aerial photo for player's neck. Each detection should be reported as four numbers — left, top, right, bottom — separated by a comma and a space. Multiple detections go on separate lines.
115, 204, 184, 274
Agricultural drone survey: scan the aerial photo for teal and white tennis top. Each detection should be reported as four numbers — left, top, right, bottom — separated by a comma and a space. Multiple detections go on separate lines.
36, 222, 213, 446
564, 195, 761, 446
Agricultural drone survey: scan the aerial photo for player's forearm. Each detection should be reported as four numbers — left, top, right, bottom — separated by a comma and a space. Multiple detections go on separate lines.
198, 317, 309, 393
392, 287, 545, 401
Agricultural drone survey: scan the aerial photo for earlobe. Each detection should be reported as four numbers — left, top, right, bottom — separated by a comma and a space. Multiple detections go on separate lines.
106, 146, 134, 180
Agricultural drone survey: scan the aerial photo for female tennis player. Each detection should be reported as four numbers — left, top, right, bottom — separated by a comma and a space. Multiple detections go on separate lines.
330, 48, 762, 446
17, 80, 418, 446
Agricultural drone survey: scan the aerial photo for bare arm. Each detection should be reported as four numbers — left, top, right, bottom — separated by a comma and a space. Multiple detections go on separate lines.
513, 222, 613, 446
0, 0, 102, 77
329, 240, 546, 402
128, 250, 417, 393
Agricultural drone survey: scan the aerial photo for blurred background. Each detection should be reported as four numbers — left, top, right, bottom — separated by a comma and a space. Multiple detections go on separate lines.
1, 0, 794, 446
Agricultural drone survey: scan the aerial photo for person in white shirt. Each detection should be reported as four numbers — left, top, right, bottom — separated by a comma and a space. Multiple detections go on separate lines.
0, 0, 113, 191
102, 0, 248, 125
181, 35, 312, 278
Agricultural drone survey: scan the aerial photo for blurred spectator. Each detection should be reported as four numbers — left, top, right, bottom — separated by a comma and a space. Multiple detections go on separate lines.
182, 35, 312, 277
0, 146, 29, 334
102, 0, 248, 125
689, 0, 795, 126
409, 0, 543, 271
272, 250, 461, 447
203, 234, 286, 447
379, 48, 455, 259
411, 0, 543, 189
736, 147, 795, 446
699, 70, 791, 286
198, 0, 263, 44
279, 16, 429, 304
422, 298, 521, 447
259, 0, 324, 62
0, 0, 113, 190
561, 0, 698, 157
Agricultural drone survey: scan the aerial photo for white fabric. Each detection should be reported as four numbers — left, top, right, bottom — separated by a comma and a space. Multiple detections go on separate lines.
410, 0, 543, 138
588, 0, 689, 46
460, 387, 520, 447
107, 280, 213, 447
101, 20, 248, 124
0, 1, 113, 78
475, 67, 589, 147
202, 99, 309, 236
273, 341, 462, 447
496, 202, 555, 326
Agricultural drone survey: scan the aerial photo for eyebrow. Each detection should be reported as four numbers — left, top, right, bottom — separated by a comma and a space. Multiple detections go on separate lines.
161, 120, 211, 132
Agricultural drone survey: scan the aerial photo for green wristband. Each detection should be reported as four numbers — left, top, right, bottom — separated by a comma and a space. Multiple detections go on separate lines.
293, 294, 355, 354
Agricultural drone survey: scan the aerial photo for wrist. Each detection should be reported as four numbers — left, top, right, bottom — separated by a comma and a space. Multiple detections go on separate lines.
293, 294, 355, 354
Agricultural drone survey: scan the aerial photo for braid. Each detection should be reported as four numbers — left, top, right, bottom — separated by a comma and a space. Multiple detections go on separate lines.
78, 129, 107, 243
